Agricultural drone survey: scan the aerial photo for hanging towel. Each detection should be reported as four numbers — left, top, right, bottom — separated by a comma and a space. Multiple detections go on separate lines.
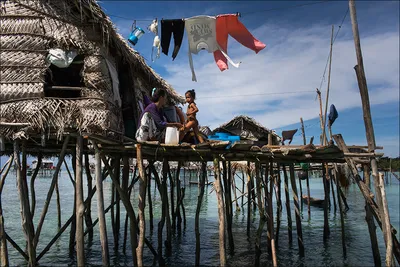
282, 129, 298, 145
328, 104, 338, 126
214, 14, 266, 71
185, 15, 240, 81
161, 19, 185, 60
152, 36, 161, 62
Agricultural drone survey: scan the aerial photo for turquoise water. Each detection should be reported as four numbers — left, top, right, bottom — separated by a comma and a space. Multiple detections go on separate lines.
1, 167, 399, 266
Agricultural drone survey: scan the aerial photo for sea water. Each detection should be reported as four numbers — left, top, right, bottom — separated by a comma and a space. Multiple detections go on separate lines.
1, 167, 399, 266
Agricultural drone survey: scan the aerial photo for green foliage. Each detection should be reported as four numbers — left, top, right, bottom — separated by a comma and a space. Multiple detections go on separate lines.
377, 157, 400, 171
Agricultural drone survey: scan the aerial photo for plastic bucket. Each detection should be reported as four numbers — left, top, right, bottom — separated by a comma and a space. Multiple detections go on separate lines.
165, 127, 179, 145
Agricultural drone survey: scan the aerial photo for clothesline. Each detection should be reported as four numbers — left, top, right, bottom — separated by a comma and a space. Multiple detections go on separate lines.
105, 1, 331, 22
197, 90, 315, 99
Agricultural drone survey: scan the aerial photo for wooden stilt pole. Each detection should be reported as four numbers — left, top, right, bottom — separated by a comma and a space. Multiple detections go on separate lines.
379, 172, 394, 266
164, 161, 172, 256
275, 164, 282, 245
213, 158, 226, 266
330, 171, 337, 214
95, 148, 110, 266
246, 162, 252, 237
231, 168, 240, 212
30, 154, 42, 218
147, 166, 154, 233
175, 162, 182, 233
255, 162, 266, 267
241, 171, 245, 208
282, 164, 293, 244
55, 177, 62, 230
168, 165, 176, 233
269, 162, 278, 266
34, 136, 69, 248
298, 171, 303, 213
0, 156, 13, 267
289, 164, 304, 257
363, 164, 381, 266
263, 163, 271, 257
136, 144, 147, 266
84, 154, 94, 240
300, 117, 311, 218
223, 161, 234, 254
195, 162, 207, 266
114, 156, 121, 251
14, 140, 36, 266
332, 167, 346, 258
93, 142, 138, 266
349, 1, 394, 264
69, 151, 77, 256
322, 165, 330, 240
75, 136, 85, 266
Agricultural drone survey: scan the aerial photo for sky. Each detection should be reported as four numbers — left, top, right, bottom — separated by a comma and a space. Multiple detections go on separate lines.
98, 0, 399, 156
2, 0, 398, 167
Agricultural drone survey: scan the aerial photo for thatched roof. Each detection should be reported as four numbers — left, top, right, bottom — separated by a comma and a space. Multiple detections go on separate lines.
212, 115, 281, 143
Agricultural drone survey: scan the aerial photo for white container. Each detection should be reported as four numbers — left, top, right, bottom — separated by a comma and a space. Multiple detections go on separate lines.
165, 127, 179, 145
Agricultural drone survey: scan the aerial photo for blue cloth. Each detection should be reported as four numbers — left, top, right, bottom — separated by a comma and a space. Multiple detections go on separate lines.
328, 104, 338, 125
138, 103, 167, 130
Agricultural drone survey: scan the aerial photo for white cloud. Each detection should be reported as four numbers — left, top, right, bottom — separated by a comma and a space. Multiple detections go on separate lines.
160, 22, 399, 133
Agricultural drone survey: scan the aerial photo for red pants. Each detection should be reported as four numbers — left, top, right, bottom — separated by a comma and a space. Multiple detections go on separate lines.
214, 14, 266, 71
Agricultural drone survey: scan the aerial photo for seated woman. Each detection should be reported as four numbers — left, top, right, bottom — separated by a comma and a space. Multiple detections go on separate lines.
135, 88, 182, 142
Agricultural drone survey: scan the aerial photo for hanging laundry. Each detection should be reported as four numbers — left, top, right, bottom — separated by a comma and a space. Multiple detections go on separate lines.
161, 19, 185, 60
148, 19, 158, 35
214, 14, 266, 71
185, 15, 239, 81
282, 129, 298, 145
152, 36, 161, 62
328, 104, 338, 126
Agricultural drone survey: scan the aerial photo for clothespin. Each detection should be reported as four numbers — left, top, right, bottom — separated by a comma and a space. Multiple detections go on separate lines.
236, 12, 241, 17
131, 20, 136, 31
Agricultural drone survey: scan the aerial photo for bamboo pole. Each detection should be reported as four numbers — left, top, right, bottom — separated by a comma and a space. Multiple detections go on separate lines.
349, 1, 393, 264
30, 154, 42, 217
95, 148, 110, 266
322, 25, 335, 144
213, 158, 226, 266
316, 88, 324, 145
289, 164, 304, 257
282, 164, 293, 244
34, 136, 70, 248
84, 154, 94, 240
136, 144, 147, 266
195, 162, 207, 266
14, 140, 36, 266
0, 156, 13, 267
75, 136, 85, 266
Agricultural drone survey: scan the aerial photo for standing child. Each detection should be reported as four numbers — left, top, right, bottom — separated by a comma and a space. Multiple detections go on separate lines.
181, 89, 204, 143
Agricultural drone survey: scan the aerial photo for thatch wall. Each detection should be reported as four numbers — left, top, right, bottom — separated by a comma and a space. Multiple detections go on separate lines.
212, 115, 281, 145
0, 0, 184, 142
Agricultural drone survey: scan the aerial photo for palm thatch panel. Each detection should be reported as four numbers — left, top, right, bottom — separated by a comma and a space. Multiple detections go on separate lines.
0, 1, 42, 17
83, 55, 109, 74
1, 51, 47, 67
0, 34, 50, 51
0, 98, 123, 138
0, 83, 44, 101
0, 17, 45, 35
0, 68, 46, 83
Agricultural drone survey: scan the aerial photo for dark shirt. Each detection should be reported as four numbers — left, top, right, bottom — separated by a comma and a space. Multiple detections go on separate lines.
138, 102, 167, 130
